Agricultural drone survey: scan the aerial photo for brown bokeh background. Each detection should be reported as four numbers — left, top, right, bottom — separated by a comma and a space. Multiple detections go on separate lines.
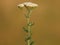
0, 0, 60, 45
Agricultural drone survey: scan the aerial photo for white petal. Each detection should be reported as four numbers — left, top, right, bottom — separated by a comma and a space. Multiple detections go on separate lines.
23, 2, 38, 7
18, 4, 24, 7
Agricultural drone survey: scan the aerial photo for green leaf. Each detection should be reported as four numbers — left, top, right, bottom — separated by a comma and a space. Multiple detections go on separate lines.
25, 36, 31, 42
30, 41, 34, 45
23, 27, 28, 33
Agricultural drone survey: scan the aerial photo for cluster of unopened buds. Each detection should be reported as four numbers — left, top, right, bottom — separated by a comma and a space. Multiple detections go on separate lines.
18, 2, 38, 45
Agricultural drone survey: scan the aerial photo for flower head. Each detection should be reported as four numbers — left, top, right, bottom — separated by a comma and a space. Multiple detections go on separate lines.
18, 2, 38, 10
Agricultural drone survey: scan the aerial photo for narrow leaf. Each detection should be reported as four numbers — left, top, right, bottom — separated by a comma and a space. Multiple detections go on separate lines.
30, 41, 34, 45
23, 27, 28, 33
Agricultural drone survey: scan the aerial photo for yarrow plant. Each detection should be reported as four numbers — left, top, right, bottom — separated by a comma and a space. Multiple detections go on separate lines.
18, 2, 38, 45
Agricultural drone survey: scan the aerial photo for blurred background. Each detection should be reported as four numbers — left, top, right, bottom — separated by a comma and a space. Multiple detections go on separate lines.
0, 0, 60, 45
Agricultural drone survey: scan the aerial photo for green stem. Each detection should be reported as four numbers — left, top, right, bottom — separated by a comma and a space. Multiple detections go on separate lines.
26, 10, 32, 45
27, 18, 31, 45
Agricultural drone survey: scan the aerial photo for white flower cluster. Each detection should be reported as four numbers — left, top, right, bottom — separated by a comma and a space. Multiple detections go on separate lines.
18, 2, 38, 8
